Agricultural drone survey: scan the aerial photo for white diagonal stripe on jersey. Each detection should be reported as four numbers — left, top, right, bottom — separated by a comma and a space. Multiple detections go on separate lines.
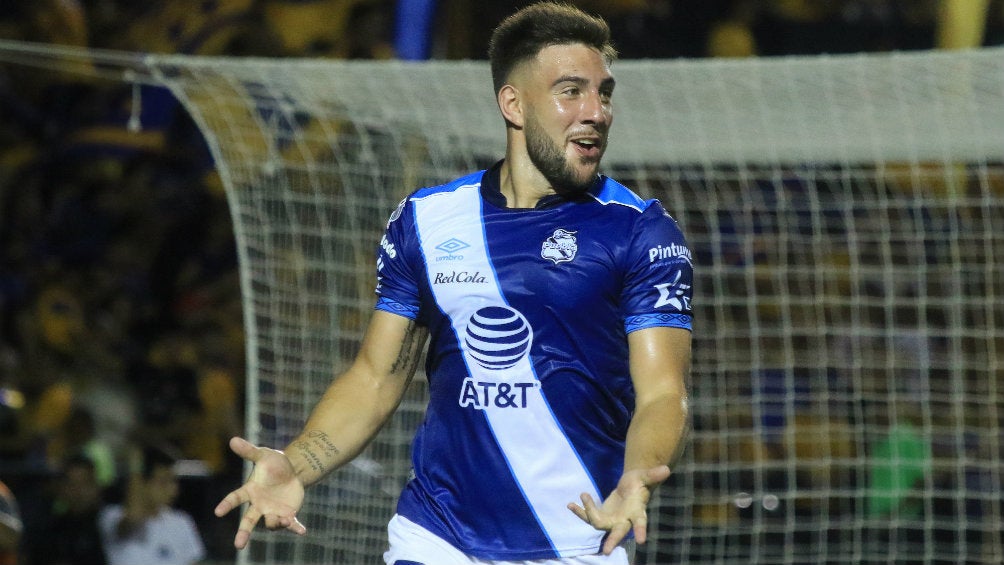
412, 184, 603, 555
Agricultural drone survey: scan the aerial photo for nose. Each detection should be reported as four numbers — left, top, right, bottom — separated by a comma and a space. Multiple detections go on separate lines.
580, 90, 609, 126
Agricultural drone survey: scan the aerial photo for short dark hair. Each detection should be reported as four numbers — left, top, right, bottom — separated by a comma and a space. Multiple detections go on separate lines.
488, 2, 617, 94
141, 445, 177, 479
61, 453, 97, 476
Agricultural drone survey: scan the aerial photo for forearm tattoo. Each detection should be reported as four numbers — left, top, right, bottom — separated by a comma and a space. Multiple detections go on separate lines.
390, 320, 426, 375
295, 430, 341, 475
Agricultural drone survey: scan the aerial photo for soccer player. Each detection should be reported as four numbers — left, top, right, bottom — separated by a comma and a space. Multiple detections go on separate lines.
214, 2, 693, 564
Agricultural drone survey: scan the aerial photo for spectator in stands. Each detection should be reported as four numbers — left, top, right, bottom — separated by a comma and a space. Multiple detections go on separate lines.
0, 479, 21, 565
107, 0, 258, 55
750, 0, 942, 56
128, 333, 209, 464
46, 406, 117, 489
0, 369, 73, 474
26, 454, 107, 565
262, 0, 393, 58
98, 445, 206, 565
706, 18, 757, 57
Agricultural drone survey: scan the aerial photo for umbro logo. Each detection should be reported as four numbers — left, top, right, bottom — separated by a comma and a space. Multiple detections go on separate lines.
436, 238, 470, 254
436, 238, 469, 262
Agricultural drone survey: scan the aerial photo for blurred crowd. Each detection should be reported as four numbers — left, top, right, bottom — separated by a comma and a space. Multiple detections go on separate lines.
0, 1, 1002, 564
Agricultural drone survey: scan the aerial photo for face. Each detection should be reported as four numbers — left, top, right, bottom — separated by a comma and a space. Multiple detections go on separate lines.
145, 465, 180, 509
60, 465, 101, 513
519, 43, 615, 195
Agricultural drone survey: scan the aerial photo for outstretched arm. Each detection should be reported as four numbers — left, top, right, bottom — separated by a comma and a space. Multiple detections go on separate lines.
214, 309, 429, 549
569, 326, 691, 555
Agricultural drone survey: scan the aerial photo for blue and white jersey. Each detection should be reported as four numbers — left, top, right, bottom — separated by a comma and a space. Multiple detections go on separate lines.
374, 162, 693, 560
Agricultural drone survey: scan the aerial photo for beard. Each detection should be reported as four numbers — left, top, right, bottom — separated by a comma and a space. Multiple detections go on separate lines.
524, 114, 601, 196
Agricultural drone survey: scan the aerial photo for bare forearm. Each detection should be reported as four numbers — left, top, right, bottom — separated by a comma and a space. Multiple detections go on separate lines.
283, 376, 402, 486
285, 429, 351, 487
284, 314, 427, 486
624, 390, 690, 473
625, 327, 692, 474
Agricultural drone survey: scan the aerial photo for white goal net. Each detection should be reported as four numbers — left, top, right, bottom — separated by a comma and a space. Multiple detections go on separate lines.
6, 41, 1003, 564
147, 49, 1002, 565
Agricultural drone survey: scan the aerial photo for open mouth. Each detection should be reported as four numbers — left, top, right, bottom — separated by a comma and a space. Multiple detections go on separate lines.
571, 138, 602, 157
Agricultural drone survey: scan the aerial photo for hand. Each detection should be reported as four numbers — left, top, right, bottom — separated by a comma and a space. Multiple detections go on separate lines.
214, 436, 307, 549
567, 465, 671, 555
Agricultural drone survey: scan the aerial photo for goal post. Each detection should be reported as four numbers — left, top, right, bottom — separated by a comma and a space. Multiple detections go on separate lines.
2, 40, 1002, 564
149, 48, 1004, 565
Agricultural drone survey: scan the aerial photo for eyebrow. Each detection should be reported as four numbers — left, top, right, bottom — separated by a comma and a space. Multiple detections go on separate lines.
551, 75, 617, 90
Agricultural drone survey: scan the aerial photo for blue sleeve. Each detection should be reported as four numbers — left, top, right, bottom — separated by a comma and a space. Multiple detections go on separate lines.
622, 201, 694, 333
374, 197, 421, 320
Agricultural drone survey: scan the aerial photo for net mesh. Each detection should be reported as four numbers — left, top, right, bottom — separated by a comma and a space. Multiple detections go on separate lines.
10, 43, 1001, 564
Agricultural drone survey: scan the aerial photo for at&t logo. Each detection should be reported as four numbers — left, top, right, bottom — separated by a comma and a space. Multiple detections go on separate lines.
463, 306, 532, 370
458, 306, 536, 409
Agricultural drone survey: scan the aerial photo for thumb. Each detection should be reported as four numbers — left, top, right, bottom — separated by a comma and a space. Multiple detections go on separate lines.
643, 465, 671, 486
228, 436, 262, 462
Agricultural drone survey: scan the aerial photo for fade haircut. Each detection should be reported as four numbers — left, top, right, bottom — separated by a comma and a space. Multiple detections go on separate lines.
488, 2, 617, 94
141, 444, 177, 480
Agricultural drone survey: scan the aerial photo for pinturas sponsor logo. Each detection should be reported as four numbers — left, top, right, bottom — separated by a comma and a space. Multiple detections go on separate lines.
648, 243, 691, 265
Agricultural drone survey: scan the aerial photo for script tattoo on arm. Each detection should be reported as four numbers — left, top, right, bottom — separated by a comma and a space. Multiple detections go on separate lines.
294, 430, 341, 475
390, 319, 427, 376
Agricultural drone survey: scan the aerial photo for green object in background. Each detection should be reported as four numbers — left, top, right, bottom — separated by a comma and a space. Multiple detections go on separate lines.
866, 421, 932, 518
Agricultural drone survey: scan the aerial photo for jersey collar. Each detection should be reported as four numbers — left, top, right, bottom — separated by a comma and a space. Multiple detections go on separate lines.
479, 160, 599, 210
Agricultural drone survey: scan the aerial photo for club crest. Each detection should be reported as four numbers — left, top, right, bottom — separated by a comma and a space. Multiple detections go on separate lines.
541, 228, 578, 264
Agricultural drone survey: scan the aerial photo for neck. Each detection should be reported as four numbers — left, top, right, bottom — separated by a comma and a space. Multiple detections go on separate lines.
499, 136, 554, 209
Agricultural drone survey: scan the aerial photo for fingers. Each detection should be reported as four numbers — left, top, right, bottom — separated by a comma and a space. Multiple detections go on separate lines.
229, 436, 262, 462
568, 492, 601, 524
580, 492, 604, 524
644, 464, 671, 486
235, 529, 252, 550
235, 505, 262, 549
230, 504, 307, 549
287, 516, 308, 536
568, 489, 651, 555
261, 514, 307, 536
602, 520, 633, 555
567, 491, 596, 524
632, 514, 649, 545
215, 487, 249, 517
567, 501, 587, 522
218, 437, 306, 550
597, 507, 648, 555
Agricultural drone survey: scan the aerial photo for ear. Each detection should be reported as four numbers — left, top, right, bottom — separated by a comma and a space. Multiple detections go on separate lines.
497, 84, 524, 128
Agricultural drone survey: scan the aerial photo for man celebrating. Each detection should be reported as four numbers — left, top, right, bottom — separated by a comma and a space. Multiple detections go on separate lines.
215, 3, 693, 563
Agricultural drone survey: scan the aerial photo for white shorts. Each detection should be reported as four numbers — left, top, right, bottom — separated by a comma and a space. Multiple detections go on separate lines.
383, 514, 632, 565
